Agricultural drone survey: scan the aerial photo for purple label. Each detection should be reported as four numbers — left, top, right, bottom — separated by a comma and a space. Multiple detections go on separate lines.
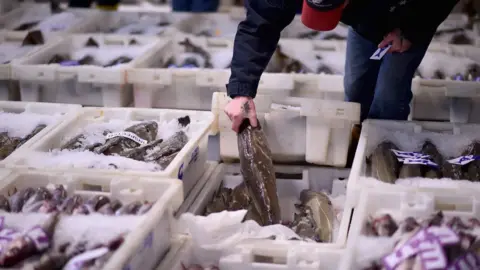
60, 60, 80, 66
143, 231, 153, 249
426, 226, 459, 245
189, 146, 199, 165
178, 163, 184, 180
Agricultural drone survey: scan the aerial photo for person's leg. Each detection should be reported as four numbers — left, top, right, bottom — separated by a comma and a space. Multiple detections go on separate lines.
368, 43, 430, 120
172, 0, 193, 11
68, 0, 94, 8
191, 0, 219, 12
344, 27, 382, 122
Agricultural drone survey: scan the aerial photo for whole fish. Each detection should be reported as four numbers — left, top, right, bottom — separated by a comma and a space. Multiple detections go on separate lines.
60, 130, 111, 151
97, 200, 123, 215
22, 30, 44, 46
95, 121, 158, 156
38, 200, 59, 213
8, 187, 35, 212
178, 38, 212, 68
144, 131, 189, 168
398, 163, 423, 179
205, 188, 231, 215
371, 214, 398, 237
104, 56, 132, 67
22, 187, 52, 213
115, 201, 142, 215
0, 133, 22, 160
59, 195, 83, 214
86, 195, 110, 211
421, 141, 443, 178
290, 204, 318, 241
137, 202, 153, 215
0, 212, 59, 267
237, 119, 281, 225
16, 124, 46, 149
369, 141, 401, 183
299, 190, 335, 242
229, 182, 251, 211
442, 159, 464, 180
52, 185, 67, 205
464, 141, 480, 182
119, 138, 163, 160
0, 195, 10, 212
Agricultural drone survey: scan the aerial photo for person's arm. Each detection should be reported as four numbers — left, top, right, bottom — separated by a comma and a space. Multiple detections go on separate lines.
227, 0, 296, 98
399, 0, 459, 45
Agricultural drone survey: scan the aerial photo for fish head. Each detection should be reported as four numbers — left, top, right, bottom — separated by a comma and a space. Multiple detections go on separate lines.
127, 121, 158, 142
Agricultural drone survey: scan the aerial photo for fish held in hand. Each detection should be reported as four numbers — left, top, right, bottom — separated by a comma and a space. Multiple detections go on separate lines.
237, 119, 281, 225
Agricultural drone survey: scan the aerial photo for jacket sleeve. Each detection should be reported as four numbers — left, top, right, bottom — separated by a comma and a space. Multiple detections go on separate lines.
399, 0, 459, 45
227, 0, 297, 98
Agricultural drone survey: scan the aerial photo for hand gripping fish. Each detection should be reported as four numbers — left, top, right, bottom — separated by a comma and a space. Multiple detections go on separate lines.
237, 119, 281, 225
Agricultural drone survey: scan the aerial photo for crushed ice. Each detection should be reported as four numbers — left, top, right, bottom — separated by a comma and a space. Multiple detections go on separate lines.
0, 111, 61, 138
21, 117, 203, 172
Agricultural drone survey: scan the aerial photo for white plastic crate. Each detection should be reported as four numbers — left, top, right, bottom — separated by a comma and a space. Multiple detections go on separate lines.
175, 160, 219, 217
346, 119, 480, 209
188, 163, 352, 248
340, 189, 480, 270
0, 100, 81, 166
95, 10, 186, 35
0, 30, 62, 101
11, 34, 168, 107
211, 92, 360, 167
128, 35, 236, 110
0, 0, 20, 14
174, 9, 245, 38
0, 3, 103, 37
0, 169, 183, 270
6, 107, 214, 197
158, 234, 345, 270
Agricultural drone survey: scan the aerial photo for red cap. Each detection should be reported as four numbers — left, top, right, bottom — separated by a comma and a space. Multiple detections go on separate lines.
301, 0, 345, 31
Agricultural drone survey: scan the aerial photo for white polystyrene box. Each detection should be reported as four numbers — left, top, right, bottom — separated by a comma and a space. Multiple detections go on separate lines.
340, 189, 480, 269
187, 164, 352, 248
0, 170, 183, 270
211, 92, 360, 167
6, 107, 214, 197
0, 100, 81, 167
346, 119, 480, 209
11, 34, 168, 107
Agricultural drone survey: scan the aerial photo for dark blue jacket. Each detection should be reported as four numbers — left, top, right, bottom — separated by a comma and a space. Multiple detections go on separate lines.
227, 0, 459, 98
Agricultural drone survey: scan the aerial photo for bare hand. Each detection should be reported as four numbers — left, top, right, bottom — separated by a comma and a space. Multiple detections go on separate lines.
224, 96, 258, 133
378, 29, 412, 53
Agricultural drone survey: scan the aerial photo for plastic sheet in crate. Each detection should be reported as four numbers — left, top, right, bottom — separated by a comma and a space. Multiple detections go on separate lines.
346, 119, 480, 209
157, 235, 345, 270
211, 92, 360, 167
0, 100, 81, 167
11, 34, 168, 107
128, 36, 234, 110
0, 3, 103, 37
0, 170, 183, 270
6, 107, 214, 197
340, 189, 480, 270
187, 164, 352, 247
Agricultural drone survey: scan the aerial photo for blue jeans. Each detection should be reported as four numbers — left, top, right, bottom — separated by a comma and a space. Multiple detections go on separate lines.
172, 0, 219, 11
344, 27, 429, 122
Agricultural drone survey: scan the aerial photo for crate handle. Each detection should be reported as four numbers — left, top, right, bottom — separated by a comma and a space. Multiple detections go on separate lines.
418, 81, 446, 88
274, 172, 303, 180
104, 38, 125, 46
206, 40, 229, 48
4, 36, 25, 43
433, 195, 476, 214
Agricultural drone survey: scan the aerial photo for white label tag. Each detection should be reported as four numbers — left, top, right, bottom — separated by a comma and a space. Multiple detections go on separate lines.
391, 150, 430, 161
105, 132, 147, 145
403, 158, 438, 168
370, 45, 392, 60
447, 155, 480, 166
26, 226, 50, 251
64, 247, 109, 270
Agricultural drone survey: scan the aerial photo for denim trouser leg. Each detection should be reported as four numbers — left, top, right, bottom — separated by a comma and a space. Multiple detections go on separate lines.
344, 28, 381, 122
172, 0, 193, 11
191, 0, 219, 12
344, 27, 429, 121
368, 43, 429, 120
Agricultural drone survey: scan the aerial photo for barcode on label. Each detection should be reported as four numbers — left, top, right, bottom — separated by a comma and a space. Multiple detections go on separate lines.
105, 132, 147, 145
